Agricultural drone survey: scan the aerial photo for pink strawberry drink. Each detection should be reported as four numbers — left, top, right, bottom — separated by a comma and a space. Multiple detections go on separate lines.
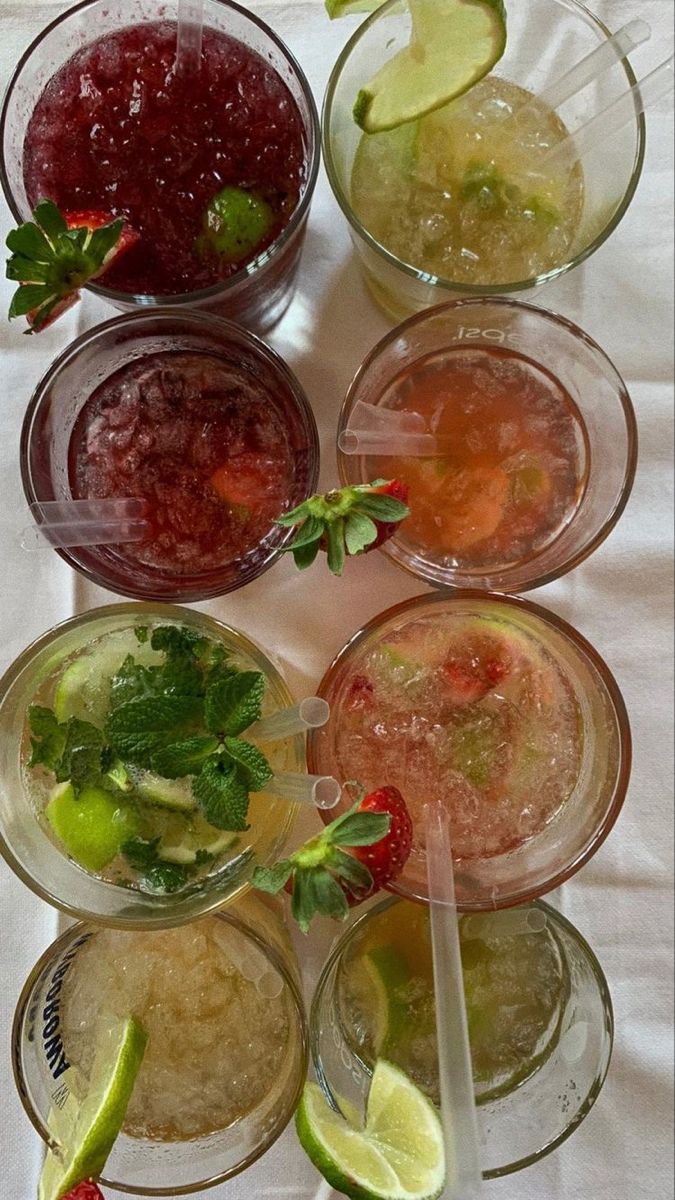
308, 592, 630, 910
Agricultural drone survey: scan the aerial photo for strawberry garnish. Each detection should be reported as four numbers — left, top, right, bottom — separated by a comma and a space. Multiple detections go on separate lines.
60, 1182, 106, 1200
442, 630, 512, 705
6, 199, 138, 332
252, 785, 412, 932
276, 480, 410, 575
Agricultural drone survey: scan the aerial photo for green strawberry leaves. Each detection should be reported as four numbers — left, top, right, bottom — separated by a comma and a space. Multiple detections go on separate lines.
252, 799, 391, 933
5, 199, 125, 333
276, 481, 410, 576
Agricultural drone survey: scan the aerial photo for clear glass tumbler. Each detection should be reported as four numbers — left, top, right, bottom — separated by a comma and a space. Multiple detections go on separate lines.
20, 309, 319, 602
12, 898, 308, 1194
307, 590, 631, 910
310, 895, 614, 1179
0, 0, 320, 332
0, 603, 304, 927
337, 298, 637, 593
323, 0, 646, 320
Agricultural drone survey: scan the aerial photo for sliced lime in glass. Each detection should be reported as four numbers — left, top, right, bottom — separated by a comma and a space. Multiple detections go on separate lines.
354, 0, 507, 134
38, 1016, 147, 1200
46, 782, 140, 872
296, 1060, 445, 1200
326, 0, 390, 17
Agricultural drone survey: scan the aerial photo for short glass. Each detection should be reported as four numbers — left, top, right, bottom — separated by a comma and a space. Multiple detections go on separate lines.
337, 298, 637, 593
310, 895, 614, 1179
307, 590, 631, 910
12, 897, 308, 1194
323, 0, 646, 321
0, 603, 303, 927
0, 0, 320, 332
20, 310, 319, 602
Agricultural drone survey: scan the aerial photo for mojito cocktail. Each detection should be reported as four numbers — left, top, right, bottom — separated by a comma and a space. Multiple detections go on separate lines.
1, 0, 320, 330
0, 605, 304, 925
308, 592, 630, 909
311, 895, 613, 1178
13, 900, 307, 1193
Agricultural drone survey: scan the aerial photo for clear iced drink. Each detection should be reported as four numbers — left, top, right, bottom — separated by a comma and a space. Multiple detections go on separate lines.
308, 592, 630, 909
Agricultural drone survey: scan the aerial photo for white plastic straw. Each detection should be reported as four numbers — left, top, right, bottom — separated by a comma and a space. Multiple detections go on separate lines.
339, 400, 453, 457
531, 20, 651, 115
176, 0, 204, 76
544, 55, 674, 168
425, 802, 482, 1199
270, 772, 341, 810
21, 498, 149, 551
211, 922, 283, 998
248, 697, 330, 742
461, 907, 547, 942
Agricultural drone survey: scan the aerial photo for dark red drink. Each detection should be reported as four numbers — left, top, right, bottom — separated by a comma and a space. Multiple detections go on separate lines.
23, 20, 308, 297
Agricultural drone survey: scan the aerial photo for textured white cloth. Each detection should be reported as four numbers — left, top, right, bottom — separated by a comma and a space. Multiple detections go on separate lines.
0, 2, 673, 1198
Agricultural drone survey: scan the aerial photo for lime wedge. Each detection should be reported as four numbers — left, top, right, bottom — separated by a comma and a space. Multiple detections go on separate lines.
46, 781, 140, 873
39, 1016, 147, 1200
326, 0, 389, 17
296, 1061, 445, 1200
354, 0, 507, 134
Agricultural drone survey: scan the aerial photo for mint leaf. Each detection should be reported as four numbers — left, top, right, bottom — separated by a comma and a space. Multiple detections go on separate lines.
150, 736, 220, 778
252, 860, 293, 893
109, 656, 162, 709
27, 705, 66, 771
193, 760, 250, 831
222, 739, 272, 791
58, 718, 105, 786
122, 836, 161, 870
204, 672, 264, 737
106, 696, 202, 765
344, 511, 378, 556
134, 626, 149, 644
144, 863, 191, 892
150, 624, 206, 660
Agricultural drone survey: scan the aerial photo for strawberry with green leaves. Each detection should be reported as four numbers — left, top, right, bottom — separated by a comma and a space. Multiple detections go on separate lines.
277, 480, 410, 575
6, 199, 138, 332
253, 785, 413, 932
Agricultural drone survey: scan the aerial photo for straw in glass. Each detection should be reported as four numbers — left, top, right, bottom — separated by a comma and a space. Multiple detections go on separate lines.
211, 922, 283, 998
270, 772, 341, 810
520, 19, 651, 118
425, 800, 482, 1199
176, 0, 205, 76
339, 400, 453, 458
248, 697, 330, 742
21, 498, 149, 552
461, 907, 547, 942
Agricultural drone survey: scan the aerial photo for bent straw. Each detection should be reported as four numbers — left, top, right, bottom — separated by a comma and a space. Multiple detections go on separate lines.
176, 0, 205, 76
461, 907, 547, 942
520, 20, 651, 118
270, 772, 341, 810
339, 400, 454, 458
211, 923, 284, 998
543, 55, 675, 168
248, 697, 330, 742
21, 498, 149, 552
425, 801, 482, 1199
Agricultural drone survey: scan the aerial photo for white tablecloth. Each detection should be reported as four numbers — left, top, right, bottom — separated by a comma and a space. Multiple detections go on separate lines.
1, 1, 673, 1198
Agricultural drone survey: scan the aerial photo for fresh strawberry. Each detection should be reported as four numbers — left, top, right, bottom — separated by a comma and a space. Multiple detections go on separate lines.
275, 479, 410, 575
252, 786, 413, 933
60, 1182, 106, 1200
6, 199, 138, 332
442, 630, 512, 705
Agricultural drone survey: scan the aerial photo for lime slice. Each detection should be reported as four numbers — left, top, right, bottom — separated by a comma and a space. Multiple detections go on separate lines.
46, 782, 140, 872
38, 1016, 148, 1200
360, 945, 412, 1055
326, 0, 388, 17
354, 0, 507, 134
157, 812, 237, 865
131, 768, 197, 812
296, 1061, 445, 1200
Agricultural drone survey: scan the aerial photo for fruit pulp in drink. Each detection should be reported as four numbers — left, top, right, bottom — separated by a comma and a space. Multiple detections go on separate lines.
366, 345, 589, 571
68, 350, 306, 579
337, 899, 568, 1105
315, 606, 582, 874
351, 77, 584, 286
23, 21, 307, 295
60, 917, 293, 1139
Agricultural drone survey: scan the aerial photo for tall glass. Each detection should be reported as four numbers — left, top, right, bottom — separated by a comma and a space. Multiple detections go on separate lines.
311, 896, 614, 1178
12, 898, 308, 1193
323, 0, 646, 320
20, 310, 319, 602
0, 604, 304, 927
337, 298, 637, 593
307, 591, 631, 910
0, 0, 320, 332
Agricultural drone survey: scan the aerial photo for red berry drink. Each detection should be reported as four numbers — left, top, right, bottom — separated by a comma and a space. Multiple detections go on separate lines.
1, 0, 319, 330
22, 311, 319, 600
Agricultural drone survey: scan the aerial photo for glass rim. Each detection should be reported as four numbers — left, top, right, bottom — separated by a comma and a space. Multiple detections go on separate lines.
309, 893, 614, 1180
12, 908, 310, 1195
336, 296, 639, 592
307, 588, 632, 909
0, 0, 321, 308
0, 601, 302, 928
321, 0, 647, 297
18, 308, 321, 602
